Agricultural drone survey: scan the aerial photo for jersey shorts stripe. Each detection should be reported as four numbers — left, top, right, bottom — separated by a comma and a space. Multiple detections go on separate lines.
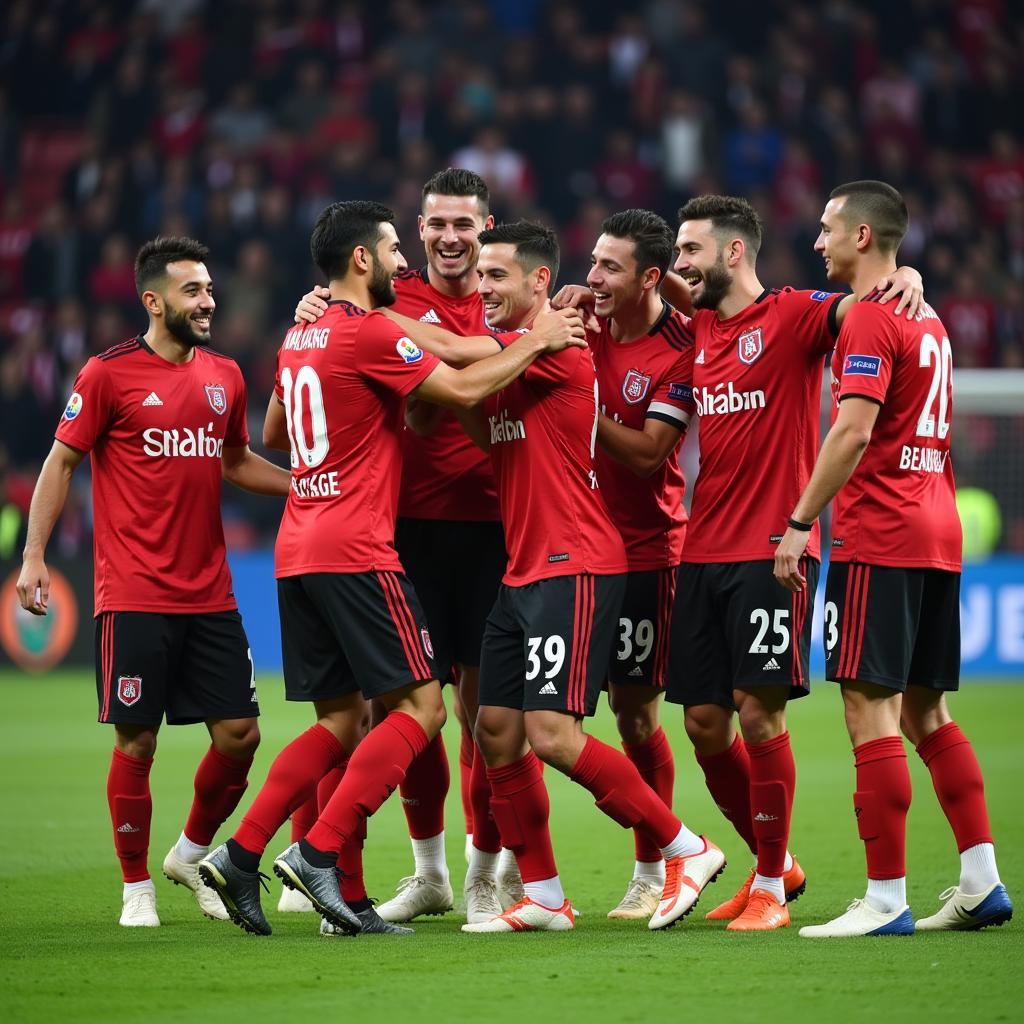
377, 570, 432, 680
569, 575, 596, 714
790, 569, 812, 689
99, 611, 115, 721
838, 563, 871, 681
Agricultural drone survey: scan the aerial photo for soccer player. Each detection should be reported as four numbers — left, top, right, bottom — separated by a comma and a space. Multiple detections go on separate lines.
663, 195, 924, 931
773, 180, 1013, 937
16, 237, 292, 928
453, 221, 724, 934
198, 201, 586, 937
292, 169, 518, 921
580, 209, 696, 919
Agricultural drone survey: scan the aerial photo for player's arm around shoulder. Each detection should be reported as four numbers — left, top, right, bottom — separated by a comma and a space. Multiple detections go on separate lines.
597, 415, 685, 478
382, 309, 502, 368
835, 266, 925, 327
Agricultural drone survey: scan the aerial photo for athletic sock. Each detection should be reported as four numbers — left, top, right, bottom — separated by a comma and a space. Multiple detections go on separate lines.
305, 712, 429, 857
865, 876, 907, 914
123, 878, 155, 897
470, 747, 502, 854
570, 735, 694, 851
486, 751, 558, 884
915, 721, 995, 855
459, 727, 475, 837
107, 748, 153, 883
316, 763, 345, 812
399, 732, 449, 840
959, 842, 1001, 893
622, 727, 675, 864
183, 744, 253, 847
853, 736, 912, 888
751, 872, 785, 902
411, 831, 449, 882
290, 794, 318, 844
747, 731, 796, 879
523, 876, 565, 908
338, 820, 367, 904
466, 846, 500, 884
233, 724, 345, 856
634, 860, 666, 886
173, 832, 209, 864
695, 733, 757, 856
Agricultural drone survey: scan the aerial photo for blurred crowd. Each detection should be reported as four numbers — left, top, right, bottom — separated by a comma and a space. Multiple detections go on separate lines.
0, 0, 1022, 551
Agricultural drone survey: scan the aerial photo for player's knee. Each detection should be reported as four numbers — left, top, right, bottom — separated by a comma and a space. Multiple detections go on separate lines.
737, 700, 784, 745
684, 705, 730, 754
525, 721, 576, 773
900, 692, 950, 747
116, 729, 158, 760
614, 708, 656, 746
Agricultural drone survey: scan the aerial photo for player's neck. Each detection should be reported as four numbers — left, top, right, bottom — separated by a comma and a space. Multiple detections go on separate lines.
609, 291, 663, 342
505, 297, 550, 332
715, 271, 765, 321
328, 279, 373, 311
144, 326, 196, 365
425, 264, 478, 299
850, 258, 897, 301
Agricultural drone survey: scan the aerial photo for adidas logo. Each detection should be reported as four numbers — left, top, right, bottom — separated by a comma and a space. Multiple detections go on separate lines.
117, 822, 141, 833
762, 657, 781, 671
753, 811, 779, 822
142, 392, 163, 407
627, 666, 643, 677
539, 681, 558, 695
695, 349, 705, 364
419, 308, 442, 325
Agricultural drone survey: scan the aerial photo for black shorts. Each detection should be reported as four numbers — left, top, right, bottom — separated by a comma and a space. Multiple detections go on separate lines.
607, 567, 677, 688
277, 571, 437, 703
824, 562, 960, 692
95, 610, 257, 726
395, 518, 507, 681
666, 559, 819, 709
480, 574, 626, 716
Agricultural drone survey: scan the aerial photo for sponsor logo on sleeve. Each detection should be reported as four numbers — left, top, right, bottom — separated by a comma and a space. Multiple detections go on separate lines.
810, 291, 833, 301
737, 327, 764, 365
667, 382, 692, 402
843, 354, 882, 377
396, 337, 424, 364
62, 392, 83, 421
204, 383, 228, 414
622, 369, 652, 404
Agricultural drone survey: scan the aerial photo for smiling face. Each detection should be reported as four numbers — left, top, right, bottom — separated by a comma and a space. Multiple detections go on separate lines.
586, 233, 649, 319
156, 261, 215, 347
814, 196, 860, 284
365, 221, 408, 307
477, 243, 545, 329
673, 219, 733, 310
419, 193, 492, 283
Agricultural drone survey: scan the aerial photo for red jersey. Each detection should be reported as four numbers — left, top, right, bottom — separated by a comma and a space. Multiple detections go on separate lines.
829, 297, 961, 571
393, 267, 500, 522
274, 300, 440, 578
484, 343, 627, 586
590, 303, 696, 571
683, 287, 843, 563
55, 338, 249, 615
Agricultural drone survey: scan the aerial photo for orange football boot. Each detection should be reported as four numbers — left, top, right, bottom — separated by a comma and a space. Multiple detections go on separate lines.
726, 888, 790, 931
705, 858, 806, 921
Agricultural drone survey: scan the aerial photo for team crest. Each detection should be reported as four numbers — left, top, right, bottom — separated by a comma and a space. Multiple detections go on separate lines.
117, 676, 142, 707
420, 628, 434, 659
622, 369, 652, 405
737, 328, 764, 365
204, 383, 228, 415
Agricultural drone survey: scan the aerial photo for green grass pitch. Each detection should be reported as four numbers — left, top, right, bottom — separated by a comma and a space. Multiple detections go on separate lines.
1, 670, 1019, 1023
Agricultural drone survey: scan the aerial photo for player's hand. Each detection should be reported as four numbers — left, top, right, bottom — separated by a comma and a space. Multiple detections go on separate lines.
530, 307, 588, 352
294, 284, 330, 324
874, 266, 923, 320
16, 557, 49, 616
773, 529, 810, 593
551, 284, 600, 333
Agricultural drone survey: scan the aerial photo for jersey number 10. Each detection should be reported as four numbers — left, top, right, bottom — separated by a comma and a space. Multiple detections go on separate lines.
280, 365, 329, 470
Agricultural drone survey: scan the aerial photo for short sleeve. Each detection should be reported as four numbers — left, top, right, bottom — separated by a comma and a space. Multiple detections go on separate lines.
781, 288, 844, 356
355, 311, 440, 397
835, 302, 900, 405
646, 345, 695, 429
54, 358, 115, 454
226, 365, 250, 447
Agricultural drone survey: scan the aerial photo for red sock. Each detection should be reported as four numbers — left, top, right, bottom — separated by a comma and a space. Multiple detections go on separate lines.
470, 746, 502, 853
486, 751, 557, 882
183, 745, 253, 847
747, 732, 796, 878
338, 820, 367, 903
233, 724, 344, 855
459, 727, 475, 836
622, 728, 675, 862
306, 712, 429, 857
570, 735, 681, 848
854, 735, 912, 879
695, 733, 757, 856
916, 721, 993, 852
107, 748, 153, 883
290, 795, 318, 844
399, 732, 449, 839
317, 763, 346, 812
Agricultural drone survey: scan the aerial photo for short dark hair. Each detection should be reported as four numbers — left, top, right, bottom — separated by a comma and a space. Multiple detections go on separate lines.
421, 167, 490, 214
601, 208, 673, 280
134, 236, 209, 296
829, 180, 909, 255
478, 220, 560, 294
677, 195, 763, 259
310, 200, 394, 281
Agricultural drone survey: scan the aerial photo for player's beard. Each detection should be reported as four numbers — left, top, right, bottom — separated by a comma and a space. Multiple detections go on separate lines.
368, 257, 397, 308
692, 256, 732, 311
164, 304, 210, 347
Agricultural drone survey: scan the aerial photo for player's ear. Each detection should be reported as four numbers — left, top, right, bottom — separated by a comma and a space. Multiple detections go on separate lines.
141, 289, 163, 317
643, 266, 661, 293
352, 244, 371, 273
417, 214, 426, 239
856, 223, 872, 252
534, 265, 551, 295
484, 214, 495, 229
